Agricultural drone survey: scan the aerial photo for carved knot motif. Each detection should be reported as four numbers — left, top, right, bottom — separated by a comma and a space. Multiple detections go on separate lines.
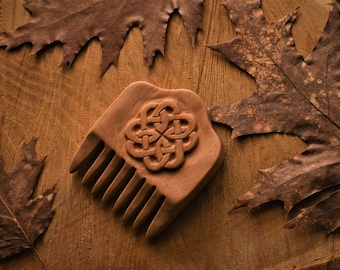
124, 99, 198, 172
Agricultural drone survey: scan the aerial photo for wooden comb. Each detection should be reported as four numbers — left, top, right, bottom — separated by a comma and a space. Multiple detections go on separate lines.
70, 81, 224, 239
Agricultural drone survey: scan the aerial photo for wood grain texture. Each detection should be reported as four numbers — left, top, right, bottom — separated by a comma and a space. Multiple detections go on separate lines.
0, 0, 339, 269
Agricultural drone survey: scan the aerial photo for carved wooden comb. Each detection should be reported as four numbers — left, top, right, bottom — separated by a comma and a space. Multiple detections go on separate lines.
70, 81, 224, 239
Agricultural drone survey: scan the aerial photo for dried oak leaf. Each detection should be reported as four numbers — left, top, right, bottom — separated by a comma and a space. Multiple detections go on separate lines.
209, 0, 340, 233
0, 138, 55, 259
0, 0, 202, 75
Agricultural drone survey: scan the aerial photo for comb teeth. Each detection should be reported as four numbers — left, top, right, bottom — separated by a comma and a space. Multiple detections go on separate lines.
112, 174, 145, 213
78, 139, 166, 233
102, 163, 136, 203
91, 155, 124, 195
82, 146, 115, 185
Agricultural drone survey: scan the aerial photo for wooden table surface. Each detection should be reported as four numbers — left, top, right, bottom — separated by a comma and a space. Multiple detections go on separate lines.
1, 0, 339, 269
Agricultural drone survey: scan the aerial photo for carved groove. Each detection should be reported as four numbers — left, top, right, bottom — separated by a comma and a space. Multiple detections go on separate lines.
124, 99, 199, 171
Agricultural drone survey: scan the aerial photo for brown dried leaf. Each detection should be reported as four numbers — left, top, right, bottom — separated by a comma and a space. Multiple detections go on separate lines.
299, 254, 340, 270
0, 138, 55, 259
285, 190, 340, 233
209, 0, 340, 232
0, 0, 202, 75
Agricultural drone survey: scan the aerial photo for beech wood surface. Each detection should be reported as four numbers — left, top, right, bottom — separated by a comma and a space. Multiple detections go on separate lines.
0, 0, 339, 269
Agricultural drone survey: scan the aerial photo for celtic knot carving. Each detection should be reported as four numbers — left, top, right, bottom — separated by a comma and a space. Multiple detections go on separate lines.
124, 99, 198, 171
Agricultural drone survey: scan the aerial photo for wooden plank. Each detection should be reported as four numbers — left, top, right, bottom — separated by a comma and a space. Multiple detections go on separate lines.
0, 0, 339, 269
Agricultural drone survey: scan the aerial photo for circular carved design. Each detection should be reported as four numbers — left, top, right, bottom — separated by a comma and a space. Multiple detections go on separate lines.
124, 99, 198, 171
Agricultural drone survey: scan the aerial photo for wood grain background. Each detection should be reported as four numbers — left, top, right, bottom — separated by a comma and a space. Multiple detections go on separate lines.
0, 0, 339, 269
